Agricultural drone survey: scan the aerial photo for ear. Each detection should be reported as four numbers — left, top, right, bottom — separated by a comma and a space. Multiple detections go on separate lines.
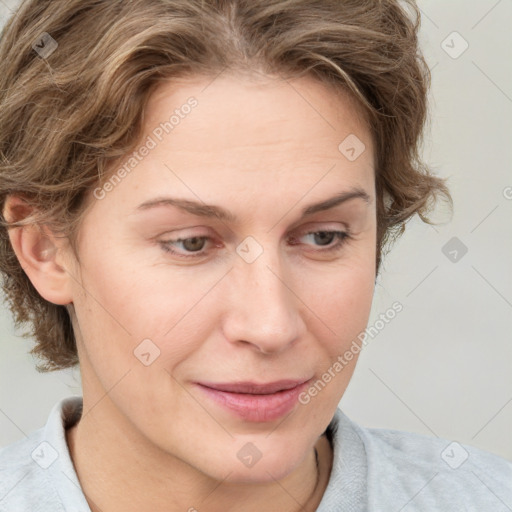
3, 195, 74, 305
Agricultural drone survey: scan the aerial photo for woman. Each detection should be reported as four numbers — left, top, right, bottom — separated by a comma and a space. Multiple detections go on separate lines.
0, 0, 510, 510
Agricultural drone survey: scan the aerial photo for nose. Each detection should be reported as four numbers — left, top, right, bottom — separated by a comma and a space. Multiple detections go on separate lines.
220, 245, 306, 354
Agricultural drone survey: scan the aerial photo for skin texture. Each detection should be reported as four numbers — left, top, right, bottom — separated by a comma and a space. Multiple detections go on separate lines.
4, 73, 377, 511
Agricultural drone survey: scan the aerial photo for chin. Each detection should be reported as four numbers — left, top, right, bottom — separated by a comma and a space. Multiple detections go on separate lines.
200, 442, 306, 484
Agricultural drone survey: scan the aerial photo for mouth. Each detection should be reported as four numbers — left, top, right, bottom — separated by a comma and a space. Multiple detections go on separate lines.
194, 377, 313, 422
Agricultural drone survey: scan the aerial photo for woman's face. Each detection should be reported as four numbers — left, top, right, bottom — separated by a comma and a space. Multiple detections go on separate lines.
66, 73, 376, 482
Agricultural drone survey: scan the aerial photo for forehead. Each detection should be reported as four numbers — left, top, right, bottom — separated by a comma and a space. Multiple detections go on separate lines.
143, 73, 373, 161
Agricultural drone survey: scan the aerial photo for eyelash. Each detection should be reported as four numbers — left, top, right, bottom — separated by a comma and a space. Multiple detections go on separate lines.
158, 229, 351, 259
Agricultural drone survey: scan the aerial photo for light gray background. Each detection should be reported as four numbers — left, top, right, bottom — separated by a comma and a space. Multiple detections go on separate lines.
1, 0, 511, 461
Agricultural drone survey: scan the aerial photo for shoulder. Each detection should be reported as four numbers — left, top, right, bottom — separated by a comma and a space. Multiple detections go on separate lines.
347, 415, 512, 510
0, 427, 63, 511
0, 396, 87, 512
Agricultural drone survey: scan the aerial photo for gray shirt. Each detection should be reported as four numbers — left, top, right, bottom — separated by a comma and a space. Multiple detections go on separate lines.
1, 395, 511, 511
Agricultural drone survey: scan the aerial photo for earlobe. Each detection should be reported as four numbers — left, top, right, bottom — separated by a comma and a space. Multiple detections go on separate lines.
3, 195, 74, 306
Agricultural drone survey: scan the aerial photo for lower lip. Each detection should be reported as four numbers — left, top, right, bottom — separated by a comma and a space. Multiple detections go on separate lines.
195, 380, 311, 423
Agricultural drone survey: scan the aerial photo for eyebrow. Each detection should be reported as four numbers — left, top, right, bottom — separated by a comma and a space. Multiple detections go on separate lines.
135, 187, 371, 223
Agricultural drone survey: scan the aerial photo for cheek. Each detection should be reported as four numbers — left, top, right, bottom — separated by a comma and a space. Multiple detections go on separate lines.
71, 241, 223, 378
299, 256, 375, 340
298, 266, 374, 405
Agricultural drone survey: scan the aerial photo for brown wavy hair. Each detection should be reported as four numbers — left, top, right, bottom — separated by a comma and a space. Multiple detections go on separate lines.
0, 0, 452, 372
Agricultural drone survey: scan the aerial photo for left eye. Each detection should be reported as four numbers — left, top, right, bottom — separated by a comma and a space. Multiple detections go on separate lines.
290, 230, 350, 253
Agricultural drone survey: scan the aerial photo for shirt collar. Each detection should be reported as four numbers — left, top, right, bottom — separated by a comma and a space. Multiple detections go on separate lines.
316, 407, 368, 511
43, 395, 91, 511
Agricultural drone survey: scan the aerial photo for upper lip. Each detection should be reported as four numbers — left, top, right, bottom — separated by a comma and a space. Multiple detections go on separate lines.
197, 378, 311, 395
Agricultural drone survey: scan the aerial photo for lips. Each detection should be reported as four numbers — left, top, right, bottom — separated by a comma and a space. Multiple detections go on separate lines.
194, 377, 313, 422
196, 379, 310, 395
